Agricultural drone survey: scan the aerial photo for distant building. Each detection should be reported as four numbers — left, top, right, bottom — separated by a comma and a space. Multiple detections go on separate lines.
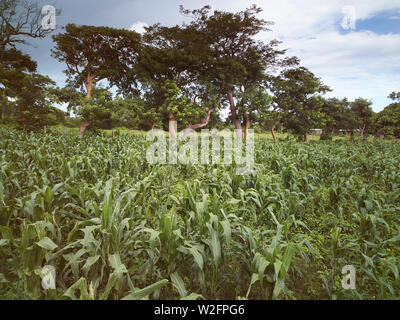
310, 129, 323, 135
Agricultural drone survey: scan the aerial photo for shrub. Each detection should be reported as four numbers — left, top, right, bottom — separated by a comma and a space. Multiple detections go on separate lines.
320, 132, 333, 141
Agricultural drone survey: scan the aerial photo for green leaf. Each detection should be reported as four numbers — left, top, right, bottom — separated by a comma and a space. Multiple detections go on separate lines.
82, 255, 100, 275
274, 260, 282, 281
181, 293, 204, 300
272, 278, 285, 300
36, 237, 58, 251
63, 277, 88, 300
246, 273, 259, 298
281, 244, 295, 278
108, 254, 128, 274
0, 182, 4, 204
209, 228, 221, 267
170, 272, 187, 298
122, 279, 169, 300
220, 220, 231, 245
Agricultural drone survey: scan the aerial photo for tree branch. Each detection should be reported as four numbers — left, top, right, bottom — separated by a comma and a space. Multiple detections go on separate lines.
186, 108, 215, 130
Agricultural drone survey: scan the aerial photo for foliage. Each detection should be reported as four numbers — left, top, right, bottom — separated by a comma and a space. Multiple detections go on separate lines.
350, 98, 374, 137
52, 24, 141, 97
162, 79, 208, 129
1, 129, 400, 300
11, 73, 60, 131
271, 67, 331, 139
375, 103, 400, 138
321, 98, 352, 133
320, 132, 333, 141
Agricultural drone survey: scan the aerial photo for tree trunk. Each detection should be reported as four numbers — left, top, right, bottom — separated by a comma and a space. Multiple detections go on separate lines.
227, 90, 242, 136
169, 114, 177, 138
304, 132, 309, 142
350, 131, 354, 141
186, 109, 215, 131
361, 125, 366, 140
79, 121, 90, 138
271, 127, 277, 141
85, 74, 96, 99
79, 73, 97, 137
244, 114, 251, 139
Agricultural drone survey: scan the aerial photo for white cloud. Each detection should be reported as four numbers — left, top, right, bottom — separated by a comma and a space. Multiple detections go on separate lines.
122, 1, 400, 111
227, 0, 400, 111
129, 21, 148, 34
291, 31, 400, 108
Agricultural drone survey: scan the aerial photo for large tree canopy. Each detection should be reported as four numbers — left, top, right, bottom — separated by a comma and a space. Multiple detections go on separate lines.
0, 0, 61, 128
321, 98, 352, 134
388, 91, 400, 102
52, 24, 142, 135
137, 21, 223, 136
375, 102, 400, 138
350, 98, 374, 138
52, 24, 141, 98
271, 67, 331, 141
12, 73, 59, 131
179, 5, 297, 131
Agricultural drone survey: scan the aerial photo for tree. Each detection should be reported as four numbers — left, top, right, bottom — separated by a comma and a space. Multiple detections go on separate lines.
110, 97, 144, 130
0, 0, 60, 50
161, 79, 215, 137
12, 73, 59, 131
388, 91, 400, 102
271, 67, 331, 142
0, 48, 37, 119
237, 84, 273, 139
136, 22, 221, 137
180, 5, 295, 134
0, 48, 60, 131
57, 85, 116, 132
321, 98, 352, 134
1, 0, 60, 128
350, 98, 374, 138
51, 24, 141, 135
375, 102, 400, 139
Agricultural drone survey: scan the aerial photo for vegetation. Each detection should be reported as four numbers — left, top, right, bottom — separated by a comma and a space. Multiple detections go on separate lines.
1, 1, 400, 301
1, 2, 398, 140
0, 129, 399, 300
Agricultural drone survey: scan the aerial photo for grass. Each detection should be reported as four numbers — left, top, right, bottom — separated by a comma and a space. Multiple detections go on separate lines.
48, 124, 376, 142
0, 128, 399, 300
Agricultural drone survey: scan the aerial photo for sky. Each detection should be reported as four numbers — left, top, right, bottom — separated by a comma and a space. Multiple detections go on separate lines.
20, 0, 400, 113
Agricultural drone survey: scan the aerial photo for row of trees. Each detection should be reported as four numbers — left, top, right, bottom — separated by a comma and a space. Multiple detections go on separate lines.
1, 1, 400, 140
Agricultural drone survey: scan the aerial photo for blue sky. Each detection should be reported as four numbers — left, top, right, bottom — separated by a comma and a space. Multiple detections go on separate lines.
20, 0, 400, 113
355, 10, 400, 35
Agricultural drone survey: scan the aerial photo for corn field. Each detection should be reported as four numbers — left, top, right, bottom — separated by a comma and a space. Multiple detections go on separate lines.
0, 129, 399, 300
